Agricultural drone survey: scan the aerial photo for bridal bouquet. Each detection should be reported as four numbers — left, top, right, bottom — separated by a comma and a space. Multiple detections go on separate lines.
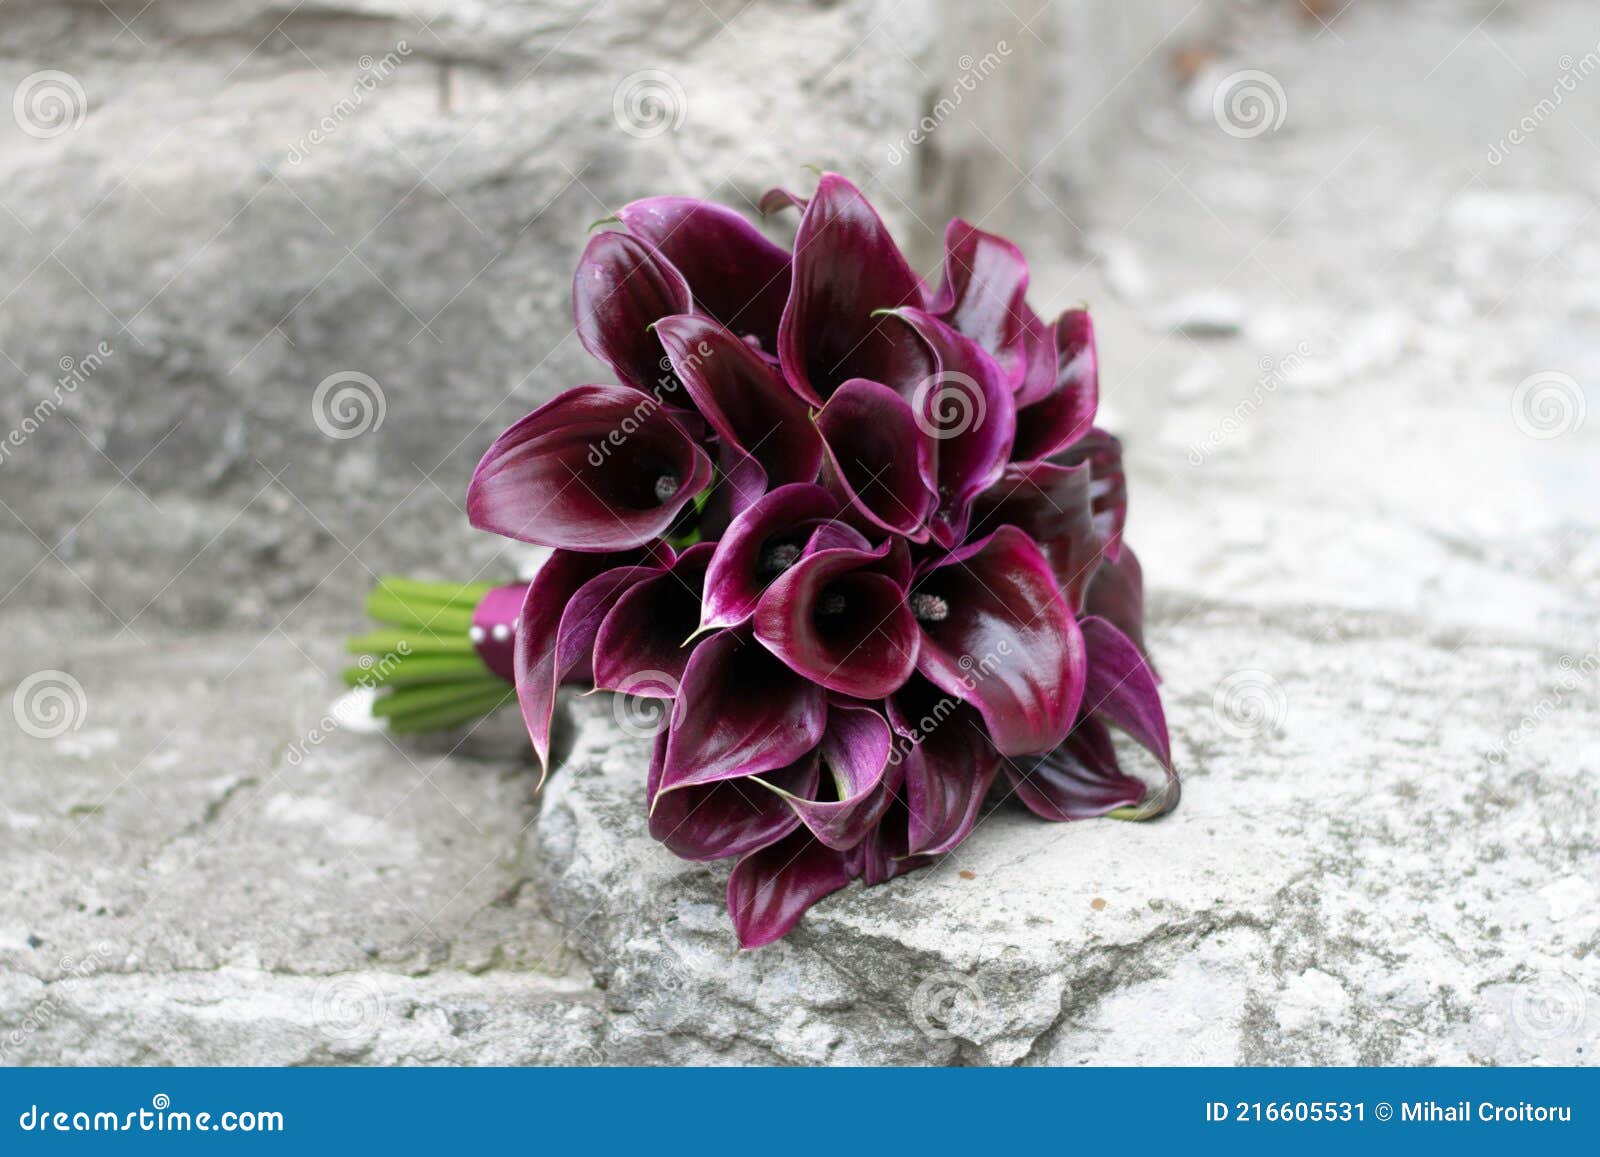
348, 173, 1177, 947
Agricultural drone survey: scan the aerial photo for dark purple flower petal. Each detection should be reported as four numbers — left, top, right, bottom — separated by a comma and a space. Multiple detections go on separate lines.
659, 631, 827, 793
1011, 309, 1098, 463
752, 545, 919, 699
513, 550, 619, 773
816, 378, 937, 541
848, 796, 933, 886
756, 700, 897, 850
727, 829, 854, 948
1084, 543, 1148, 662
591, 542, 714, 694
700, 483, 841, 631
1077, 615, 1177, 817
647, 730, 818, 862
970, 458, 1104, 612
1052, 427, 1126, 561
654, 314, 823, 496
887, 673, 1001, 856
1004, 614, 1174, 820
891, 307, 1017, 546
927, 218, 1031, 386
468, 385, 712, 551
913, 526, 1085, 756
757, 186, 808, 216
573, 230, 692, 394
1003, 714, 1146, 820
777, 173, 934, 406
553, 557, 673, 686
616, 197, 791, 352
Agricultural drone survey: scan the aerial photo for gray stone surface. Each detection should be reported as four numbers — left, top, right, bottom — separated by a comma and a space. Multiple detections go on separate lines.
4, 0, 1600, 1065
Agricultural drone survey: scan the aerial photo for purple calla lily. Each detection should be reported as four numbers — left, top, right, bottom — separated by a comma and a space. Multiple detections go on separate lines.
1011, 309, 1099, 464
699, 483, 842, 631
574, 230, 692, 395
778, 173, 934, 407
467, 384, 712, 551
654, 314, 824, 506
928, 217, 1032, 387
815, 378, 938, 542
616, 197, 791, 353
457, 175, 1177, 948
752, 530, 919, 699
658, 630, 828, 793
890, 307, 1018, 546
913, 525, 1085, 756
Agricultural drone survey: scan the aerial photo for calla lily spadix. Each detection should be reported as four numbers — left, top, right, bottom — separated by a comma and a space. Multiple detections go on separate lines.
346, 172, 1179, 948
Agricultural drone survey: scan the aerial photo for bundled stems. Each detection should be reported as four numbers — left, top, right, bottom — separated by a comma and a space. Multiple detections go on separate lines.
345, 576, 515, 733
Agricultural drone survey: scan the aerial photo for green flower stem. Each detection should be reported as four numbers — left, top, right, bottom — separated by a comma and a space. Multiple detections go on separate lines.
346, 576, 517, 734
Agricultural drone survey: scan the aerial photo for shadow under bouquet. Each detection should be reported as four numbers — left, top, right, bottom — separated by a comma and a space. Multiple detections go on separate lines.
348, 172, 1178, 947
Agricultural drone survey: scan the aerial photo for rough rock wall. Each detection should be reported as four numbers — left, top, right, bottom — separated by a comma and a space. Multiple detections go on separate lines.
0, 0, 1204, 635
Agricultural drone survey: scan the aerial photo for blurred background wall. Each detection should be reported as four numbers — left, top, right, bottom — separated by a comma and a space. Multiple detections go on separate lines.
0, 0, 1241, 632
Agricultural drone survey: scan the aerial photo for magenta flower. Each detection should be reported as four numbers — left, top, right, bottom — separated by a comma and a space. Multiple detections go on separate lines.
459, 173, 1179, 948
